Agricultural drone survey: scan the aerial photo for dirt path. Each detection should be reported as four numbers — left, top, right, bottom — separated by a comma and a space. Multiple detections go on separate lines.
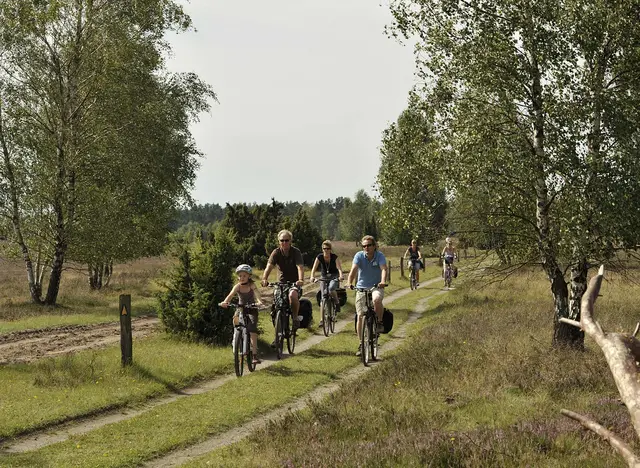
0, 279, 438, 454
145, 289, 448, 468
0, 317, 159, 365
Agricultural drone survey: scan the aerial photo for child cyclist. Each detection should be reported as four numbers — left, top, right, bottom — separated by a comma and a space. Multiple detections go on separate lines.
219, 264, 264, 365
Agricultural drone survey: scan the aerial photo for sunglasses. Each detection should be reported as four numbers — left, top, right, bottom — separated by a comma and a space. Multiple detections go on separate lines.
279, 238, 291, 243
362, 244, 373, 248
322, 247, 331, 250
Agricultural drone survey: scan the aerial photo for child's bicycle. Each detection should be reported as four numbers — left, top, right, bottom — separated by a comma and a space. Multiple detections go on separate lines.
222, 302, 261, 377
268, 282, 299, 359
407, 259, 420, 290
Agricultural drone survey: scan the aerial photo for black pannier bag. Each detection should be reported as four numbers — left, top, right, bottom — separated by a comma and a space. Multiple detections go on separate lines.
298, 298, 313, 328
382, 308, 394, 334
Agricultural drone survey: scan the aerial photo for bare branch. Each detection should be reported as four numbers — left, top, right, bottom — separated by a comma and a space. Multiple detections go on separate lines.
559, 317, 581, 329
560, 409, 640, 467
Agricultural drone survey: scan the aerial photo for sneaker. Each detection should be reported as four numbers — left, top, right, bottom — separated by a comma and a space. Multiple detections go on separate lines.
270, 340, 276, 348
355, 344, 362, 356
318, 320, 324, 327
377, 322, 385, 333
416, 282, 420, 287
252, 357, 261, 365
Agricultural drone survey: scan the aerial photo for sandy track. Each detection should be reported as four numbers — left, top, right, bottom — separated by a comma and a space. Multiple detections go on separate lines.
0, 317, 160, 365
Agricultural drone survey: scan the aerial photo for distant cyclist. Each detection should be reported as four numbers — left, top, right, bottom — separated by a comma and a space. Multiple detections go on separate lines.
261, 229, 304, 328
310, 240, 344, 324
441, 237, 457, 278
403, 239, 423, 286
347, 235, 388, 356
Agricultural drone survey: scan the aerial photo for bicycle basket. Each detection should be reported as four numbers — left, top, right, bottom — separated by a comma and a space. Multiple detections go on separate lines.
382, 308, 394, 334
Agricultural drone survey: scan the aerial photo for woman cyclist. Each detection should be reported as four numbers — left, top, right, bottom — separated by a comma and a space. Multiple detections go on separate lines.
441, 237, 457, 279
310, 240, 344, 325
403, 239, 423, 286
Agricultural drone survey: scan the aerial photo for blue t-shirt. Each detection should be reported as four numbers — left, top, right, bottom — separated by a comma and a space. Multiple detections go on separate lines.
353, 250, 386, 288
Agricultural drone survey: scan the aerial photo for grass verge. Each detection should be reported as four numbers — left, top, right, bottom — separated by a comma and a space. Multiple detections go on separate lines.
0, 284, 438, 467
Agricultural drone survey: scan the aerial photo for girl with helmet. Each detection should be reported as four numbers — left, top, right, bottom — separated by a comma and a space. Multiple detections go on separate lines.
219, 264, 264, 365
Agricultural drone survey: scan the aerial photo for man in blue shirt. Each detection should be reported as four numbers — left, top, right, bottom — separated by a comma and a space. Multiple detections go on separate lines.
347, 235, 388, 356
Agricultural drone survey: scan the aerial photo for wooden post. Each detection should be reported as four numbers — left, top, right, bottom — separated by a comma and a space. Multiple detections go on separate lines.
388, 260, 392, 283
119, 294, 132, 366
400, 257, 405, 278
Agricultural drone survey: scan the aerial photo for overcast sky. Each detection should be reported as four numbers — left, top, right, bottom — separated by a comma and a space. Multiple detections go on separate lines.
164, 0, 416, 206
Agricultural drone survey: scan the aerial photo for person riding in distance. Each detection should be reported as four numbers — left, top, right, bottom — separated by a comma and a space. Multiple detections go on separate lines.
403, 239, 423, 286
261, 229, 304, 329
441, 237, 457, 278
310, 240, 344, 324
347, 235, 387, 356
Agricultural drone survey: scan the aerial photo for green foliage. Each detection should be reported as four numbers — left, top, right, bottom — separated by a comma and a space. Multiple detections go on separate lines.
386, 0, 640, 268
0, 0, 214, 303
377, 96, 448, 243
158, 227, 235, 344
338, 190, 381, 241
281, 208, 323, 267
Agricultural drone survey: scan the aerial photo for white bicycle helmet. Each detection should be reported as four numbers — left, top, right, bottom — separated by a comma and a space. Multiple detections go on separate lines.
235, 264, 252, 274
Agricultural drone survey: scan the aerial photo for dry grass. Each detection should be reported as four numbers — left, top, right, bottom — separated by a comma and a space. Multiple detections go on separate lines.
192, 267, 640, 467
0, 256, 170, 328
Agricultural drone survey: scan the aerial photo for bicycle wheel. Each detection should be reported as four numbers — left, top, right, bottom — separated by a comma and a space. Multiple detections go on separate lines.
445, 269, 452, 288
233, 329, 244, 377
321, 298, 330, 337
287, 313, 296, 354
370, 320, 378, 361
410, 268, 416, 290
246, 330, 256, 372
275, 310, 284, 360
361, 314, 370, 366
329, 300, 336, 333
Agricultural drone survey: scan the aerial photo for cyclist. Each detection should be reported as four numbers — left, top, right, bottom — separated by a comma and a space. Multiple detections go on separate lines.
347, 235, 388, 356
403, 239, 423, 286
261, 229, 304, 331
441, 237, 457, 279
220, 264, 264, 365
310, 240, 344, 325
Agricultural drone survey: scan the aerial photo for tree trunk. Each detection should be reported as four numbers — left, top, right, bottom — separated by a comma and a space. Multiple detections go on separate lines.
0, 104, 43, 304
45, 242, 66, 305
552, 269, 584, 348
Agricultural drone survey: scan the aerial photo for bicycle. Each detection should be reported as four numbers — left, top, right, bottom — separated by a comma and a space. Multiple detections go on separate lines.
442, 256, 454, 289
222, 302, 261, 377
316, 277, 339, 336
268, 282, 299, 359
352, 285, 386, 366
407, 259, 419, 290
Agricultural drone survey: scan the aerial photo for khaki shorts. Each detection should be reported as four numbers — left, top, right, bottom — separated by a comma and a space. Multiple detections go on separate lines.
355, 289, 384, 316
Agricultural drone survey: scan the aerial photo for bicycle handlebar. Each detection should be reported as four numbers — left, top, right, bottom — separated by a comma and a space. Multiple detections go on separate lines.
218, 302, 264, 310
267, 282, 298, 288
350, 284, 388, 292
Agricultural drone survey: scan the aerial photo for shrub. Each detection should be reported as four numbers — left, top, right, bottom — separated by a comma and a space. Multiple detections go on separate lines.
158, 227, 235, 344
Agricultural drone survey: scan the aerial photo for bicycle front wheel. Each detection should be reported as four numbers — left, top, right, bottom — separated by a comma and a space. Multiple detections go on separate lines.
321, 299, 330, 337
329, 300, 336, 333
370, 320, 378, 361
287, 313, 296, 354
275, 311, 284, 360
410, 269, 416, 290
361, 315, 370, 366
233, 330, 244, 377
246, 331, 256, 372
